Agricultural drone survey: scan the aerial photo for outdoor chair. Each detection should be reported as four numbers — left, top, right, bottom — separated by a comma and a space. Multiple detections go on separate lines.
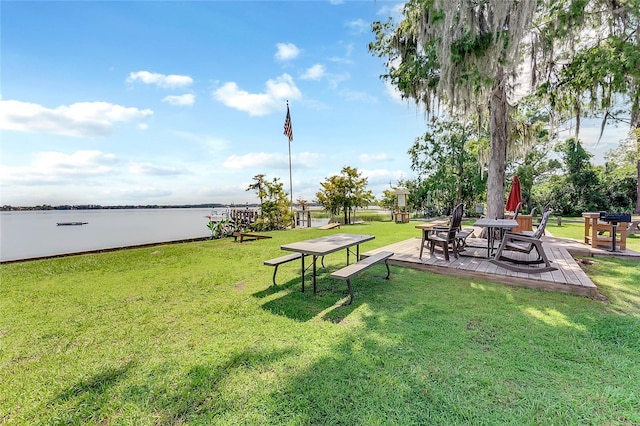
512, 202, 522, 220
530, 204, 551, 235
528, 207, 539, 232
426, 203, 468, 261
490, 210, 557, 273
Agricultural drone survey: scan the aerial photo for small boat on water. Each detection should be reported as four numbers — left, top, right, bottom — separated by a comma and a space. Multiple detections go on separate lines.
56, 222, 88, 226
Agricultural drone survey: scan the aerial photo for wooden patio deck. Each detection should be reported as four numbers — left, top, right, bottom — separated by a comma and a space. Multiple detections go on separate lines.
362, 237, 599, 297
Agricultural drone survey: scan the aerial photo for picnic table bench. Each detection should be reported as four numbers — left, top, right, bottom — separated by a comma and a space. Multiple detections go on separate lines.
331, 251, 393, 305
626, 219, 640, 237
263, 253, 302, 285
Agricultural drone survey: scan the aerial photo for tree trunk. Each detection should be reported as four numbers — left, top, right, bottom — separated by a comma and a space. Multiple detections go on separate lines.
636, 158, 639, 214
457, 158, 464, 206
633, 118, 640, 214
487, 67, 508, 220
630, 27, 640, 214
631, 108, 639, 214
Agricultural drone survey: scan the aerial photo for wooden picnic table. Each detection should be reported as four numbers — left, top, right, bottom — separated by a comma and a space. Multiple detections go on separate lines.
626, 219, 640, 237
582, 212, 628, 251
280, 233, 375, 294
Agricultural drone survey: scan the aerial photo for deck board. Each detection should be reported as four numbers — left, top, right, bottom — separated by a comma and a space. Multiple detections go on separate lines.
362, 238, 599, 297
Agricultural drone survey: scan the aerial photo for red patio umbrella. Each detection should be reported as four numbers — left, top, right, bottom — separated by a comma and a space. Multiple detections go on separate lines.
505, 175, 522, 212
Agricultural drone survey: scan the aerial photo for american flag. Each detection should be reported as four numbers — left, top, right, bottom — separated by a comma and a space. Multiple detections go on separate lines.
283, 104, 293, 143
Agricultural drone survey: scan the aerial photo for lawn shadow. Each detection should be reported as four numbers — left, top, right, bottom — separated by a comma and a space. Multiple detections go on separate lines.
587, 313, 640, 352
44, 361, 134, 423
255, 263, 398, 323
251, 298, 507, 424
95, 348, 297, 424
252, 276, 299, 299
252, 278, 640, 424
580, 256, 640, 313
256, 274, 358, 322
153, 347, 296, 423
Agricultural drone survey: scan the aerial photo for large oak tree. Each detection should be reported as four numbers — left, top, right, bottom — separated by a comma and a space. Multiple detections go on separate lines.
371, 0, 537, 219
371, 0, 640, 216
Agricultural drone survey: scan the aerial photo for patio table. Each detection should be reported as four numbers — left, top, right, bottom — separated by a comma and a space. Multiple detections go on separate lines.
473, 218, 518, 258
582, 212, 629, 251
280, 233, 375, 294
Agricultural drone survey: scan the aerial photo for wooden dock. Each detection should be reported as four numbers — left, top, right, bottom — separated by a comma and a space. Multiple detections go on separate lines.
362, 237, 599, 297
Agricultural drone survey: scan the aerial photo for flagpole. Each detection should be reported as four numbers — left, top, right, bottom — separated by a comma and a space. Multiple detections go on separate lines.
284, 100, 294, 226
288, 134, 293, 217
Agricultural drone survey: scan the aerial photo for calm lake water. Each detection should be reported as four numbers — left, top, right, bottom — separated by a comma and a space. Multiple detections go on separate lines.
0, 208, 217, 262
0, 208, 330, 262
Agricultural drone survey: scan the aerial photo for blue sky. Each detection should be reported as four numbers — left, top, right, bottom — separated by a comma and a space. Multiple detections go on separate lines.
0, 1, 626, 207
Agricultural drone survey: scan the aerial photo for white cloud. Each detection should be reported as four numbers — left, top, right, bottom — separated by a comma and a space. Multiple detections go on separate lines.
360, 168, 413, 197
222, 151, 324, 170
300, 64, 326, 81
212, 73, 302, 116
223, 152, 287, 169
329, 41, 355, 65
360, 153, 391, 163
0, 100, 153, 137
295, 152, 326, 167
116, 187, 173, 200
1, 150, 118, 185
340, 89, 377, 103
127, 71, 193, 88
347, 18, 369, 34
162, 93, 195, 106
324, 72, 351, 90
377, 3, 405, 21
173, 131, 229, 153
362, 168, 407, 185
129, 163, 189, 176
557, 120, 629, 164
385, 80, 404, 103
275, 43, 301, 61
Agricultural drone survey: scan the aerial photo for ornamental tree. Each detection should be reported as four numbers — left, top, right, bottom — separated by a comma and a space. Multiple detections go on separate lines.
408, 117, 487, 211
246, 175, 292, 230
315, 166, 374, 224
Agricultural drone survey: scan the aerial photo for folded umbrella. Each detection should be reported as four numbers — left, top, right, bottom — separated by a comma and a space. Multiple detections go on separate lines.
505, 176, 522, 212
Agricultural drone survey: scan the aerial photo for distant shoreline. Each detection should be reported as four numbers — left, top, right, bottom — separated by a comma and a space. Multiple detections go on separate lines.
1, 203, 326, 212
1, 204, 256, 212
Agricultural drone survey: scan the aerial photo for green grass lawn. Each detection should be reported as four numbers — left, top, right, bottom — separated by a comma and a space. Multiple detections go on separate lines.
2, 222, 639, 425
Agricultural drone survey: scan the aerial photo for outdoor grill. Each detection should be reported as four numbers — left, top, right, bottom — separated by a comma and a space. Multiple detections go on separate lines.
598, 211, 632, 252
